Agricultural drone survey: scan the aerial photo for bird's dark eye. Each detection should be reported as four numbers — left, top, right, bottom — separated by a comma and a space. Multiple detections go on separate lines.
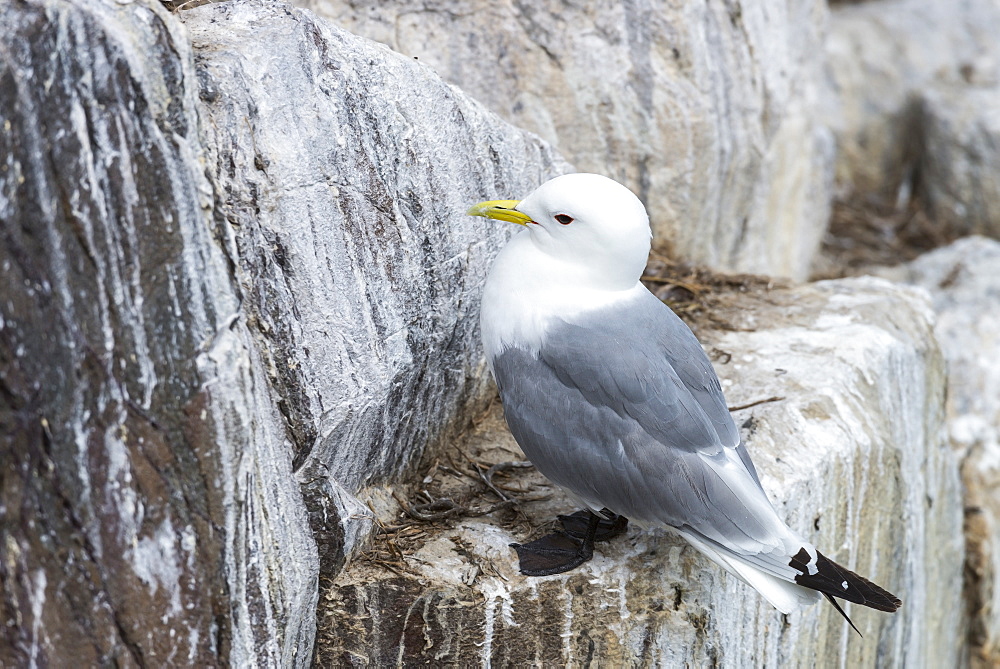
555, 214, 573, 225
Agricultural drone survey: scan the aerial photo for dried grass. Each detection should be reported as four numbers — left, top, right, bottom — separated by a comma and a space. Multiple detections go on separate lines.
813, 196, 956, 279
641, 251, 787, 333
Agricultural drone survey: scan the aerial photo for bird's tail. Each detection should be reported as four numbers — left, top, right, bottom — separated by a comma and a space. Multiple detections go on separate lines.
789, 548, 901, 634
790, 548, 901, 611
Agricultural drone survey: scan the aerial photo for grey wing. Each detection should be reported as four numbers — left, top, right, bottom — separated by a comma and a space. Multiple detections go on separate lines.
539, 289, 739, 452
492, 292, 792, 557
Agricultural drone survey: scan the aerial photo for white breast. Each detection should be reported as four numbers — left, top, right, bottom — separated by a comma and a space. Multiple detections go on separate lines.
479, 230, 645, 365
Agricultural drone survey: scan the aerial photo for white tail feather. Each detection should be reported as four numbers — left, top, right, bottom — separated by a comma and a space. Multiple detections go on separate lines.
678, 530, 821, 614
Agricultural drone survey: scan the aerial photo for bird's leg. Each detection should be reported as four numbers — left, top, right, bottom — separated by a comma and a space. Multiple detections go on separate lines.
558, 508, 629, 542
511, 511, 601, 577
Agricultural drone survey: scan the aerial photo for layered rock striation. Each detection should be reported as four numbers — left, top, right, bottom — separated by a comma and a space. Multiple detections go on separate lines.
297, 0, 834, 280
1, 0, 989, 665
2, 0, 564, 664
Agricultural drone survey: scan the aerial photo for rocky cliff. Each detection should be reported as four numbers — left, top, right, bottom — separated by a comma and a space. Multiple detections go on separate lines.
3, 0, 999, 666
1, 0, 563, 664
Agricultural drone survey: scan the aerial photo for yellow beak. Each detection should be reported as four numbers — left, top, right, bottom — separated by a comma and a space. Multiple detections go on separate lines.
466, 199, 533, 226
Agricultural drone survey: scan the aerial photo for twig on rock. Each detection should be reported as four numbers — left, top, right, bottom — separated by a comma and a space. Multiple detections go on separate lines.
728, 396, 785, 412
479, 461, 533, 503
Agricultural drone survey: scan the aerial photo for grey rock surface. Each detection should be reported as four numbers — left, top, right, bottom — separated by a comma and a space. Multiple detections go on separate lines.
2, 0, 568, 664
918, 88, 1000, 239
318, 278, 964, 667
824, 0, 1000, 202
181, 0, 568, 578
3, 0, 978, 664
297, 0, 834, 280
1, 0, 315, 665
882, 237, 1000, 665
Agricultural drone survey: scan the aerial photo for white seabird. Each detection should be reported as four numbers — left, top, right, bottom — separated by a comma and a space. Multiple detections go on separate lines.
467, 173, 900, 630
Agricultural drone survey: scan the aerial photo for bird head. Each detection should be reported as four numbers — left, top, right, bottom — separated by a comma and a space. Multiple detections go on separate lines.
467, 173, 652, 291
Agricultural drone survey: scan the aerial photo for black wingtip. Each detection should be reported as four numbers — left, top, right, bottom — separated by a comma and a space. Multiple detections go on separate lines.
791, 548, 902, 613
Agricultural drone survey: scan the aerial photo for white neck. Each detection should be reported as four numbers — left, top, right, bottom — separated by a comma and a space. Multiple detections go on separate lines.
480, 231, 644, 361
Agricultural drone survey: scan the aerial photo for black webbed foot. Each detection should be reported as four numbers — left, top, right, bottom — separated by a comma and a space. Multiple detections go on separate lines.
510, 531, 595, 576
558, 509, 629, 542
512, 510, 623, 576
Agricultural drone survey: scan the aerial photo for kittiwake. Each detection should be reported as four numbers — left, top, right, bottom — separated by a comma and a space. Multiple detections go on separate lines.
467, 172, 901, 630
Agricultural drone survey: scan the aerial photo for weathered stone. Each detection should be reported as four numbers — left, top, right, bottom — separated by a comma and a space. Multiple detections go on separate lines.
917, 88, 1000, 238
2, 0, 568, 664
880, 236, 1000, 665
317, 278, 964, 666
824, 0, 1000, 202
296, 0, 834, 280
181, 0, 568, 577
0, 0, 315, 665
5, 0, 977, 663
